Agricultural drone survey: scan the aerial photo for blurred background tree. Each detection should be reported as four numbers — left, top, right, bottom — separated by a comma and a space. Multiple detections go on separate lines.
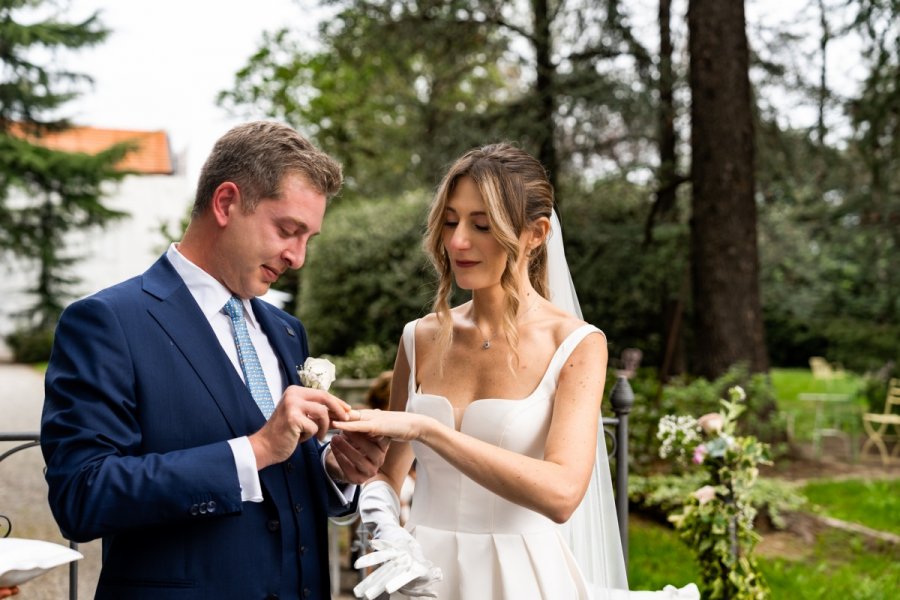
219, 0, 898, 379
0, 0, 132, 359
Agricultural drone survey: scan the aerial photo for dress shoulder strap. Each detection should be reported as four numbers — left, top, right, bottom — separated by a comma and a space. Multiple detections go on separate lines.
545, 324, 605, 388
401, 319, 419, 397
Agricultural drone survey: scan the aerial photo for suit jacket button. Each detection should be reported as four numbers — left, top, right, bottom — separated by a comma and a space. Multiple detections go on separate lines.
302, 589, 311, 598
294, 503, 303, 513
299, 545, 307, 555
285, 462, 294, 473
190, 504, 199, 516
267, 519, 280, 532
207, 500, 217, 513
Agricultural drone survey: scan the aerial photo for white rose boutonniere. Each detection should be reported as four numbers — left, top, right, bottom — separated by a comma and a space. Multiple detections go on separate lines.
298, 357, 337, 391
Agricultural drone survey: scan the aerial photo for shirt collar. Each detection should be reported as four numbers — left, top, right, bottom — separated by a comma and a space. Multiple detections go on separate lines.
165, 243, 261, 330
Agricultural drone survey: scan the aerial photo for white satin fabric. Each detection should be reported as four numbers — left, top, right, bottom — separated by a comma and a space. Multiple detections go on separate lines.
399, 320, 602, 599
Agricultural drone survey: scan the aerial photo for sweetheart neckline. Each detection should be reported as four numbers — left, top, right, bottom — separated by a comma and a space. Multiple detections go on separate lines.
410, 392, 547, 433
407, 322, 602, 432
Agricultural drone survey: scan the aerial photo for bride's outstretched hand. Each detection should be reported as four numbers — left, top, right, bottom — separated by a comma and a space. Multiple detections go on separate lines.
332, 409, 430, 442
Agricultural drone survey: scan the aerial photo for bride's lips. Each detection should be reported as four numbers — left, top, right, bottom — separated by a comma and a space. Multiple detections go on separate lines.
454, 260, 479, 268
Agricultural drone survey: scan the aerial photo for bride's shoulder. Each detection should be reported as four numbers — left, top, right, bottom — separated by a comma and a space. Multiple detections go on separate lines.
541, 303, 602, 344
413, 310, 450, 343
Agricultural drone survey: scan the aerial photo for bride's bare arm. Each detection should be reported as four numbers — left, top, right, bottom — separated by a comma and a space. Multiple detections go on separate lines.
336, 332, 608, 523
365, 337, 418, 495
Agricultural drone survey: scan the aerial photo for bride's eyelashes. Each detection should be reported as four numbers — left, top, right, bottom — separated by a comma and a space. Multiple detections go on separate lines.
443, 220, 491, 233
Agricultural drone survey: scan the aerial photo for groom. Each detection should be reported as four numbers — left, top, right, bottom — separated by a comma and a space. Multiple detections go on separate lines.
40, 121, 387, 599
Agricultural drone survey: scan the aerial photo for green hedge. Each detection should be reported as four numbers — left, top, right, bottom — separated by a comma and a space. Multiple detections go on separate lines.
5, 326, 55, 363
297, 191, 434, 356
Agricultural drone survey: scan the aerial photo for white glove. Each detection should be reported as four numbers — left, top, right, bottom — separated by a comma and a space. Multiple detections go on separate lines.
353, 480, 442, 599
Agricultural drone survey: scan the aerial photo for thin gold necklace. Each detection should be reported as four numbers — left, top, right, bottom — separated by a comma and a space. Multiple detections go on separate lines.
474, 294, 540, 350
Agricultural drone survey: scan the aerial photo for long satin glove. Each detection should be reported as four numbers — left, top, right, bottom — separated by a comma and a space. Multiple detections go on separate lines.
353, 481, 442, 599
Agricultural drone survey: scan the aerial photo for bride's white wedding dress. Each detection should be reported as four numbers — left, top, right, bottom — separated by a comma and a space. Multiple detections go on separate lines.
398, 320, 698, 600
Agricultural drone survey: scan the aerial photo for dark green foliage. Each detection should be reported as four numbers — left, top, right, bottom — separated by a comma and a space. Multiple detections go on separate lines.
0, 123, 131, 329
297, 192, 433, 356
324, 343, 395, 380
0, 0, 131, 330
0, 0, 107, 129
626, 365, 788, 474
220, 0, 900, 377
4, 325, 53, 363
559, 176, 689, 368
219, 3, 514, 199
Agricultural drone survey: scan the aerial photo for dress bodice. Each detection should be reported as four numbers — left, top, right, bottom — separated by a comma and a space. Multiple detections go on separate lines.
401, 319, 603, 536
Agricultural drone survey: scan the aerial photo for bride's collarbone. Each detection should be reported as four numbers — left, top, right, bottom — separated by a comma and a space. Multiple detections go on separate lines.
418, 348, 548, 403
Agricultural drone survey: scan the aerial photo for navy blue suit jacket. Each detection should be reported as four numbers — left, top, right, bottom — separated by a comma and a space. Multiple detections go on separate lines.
41, 255, 354, 599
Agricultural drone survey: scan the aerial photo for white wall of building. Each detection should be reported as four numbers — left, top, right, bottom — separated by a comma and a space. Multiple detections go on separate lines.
0, 172, 193, 359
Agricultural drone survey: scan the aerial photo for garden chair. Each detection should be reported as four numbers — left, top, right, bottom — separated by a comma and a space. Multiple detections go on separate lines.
809, 356, 845, 381
861, 378, 900, 465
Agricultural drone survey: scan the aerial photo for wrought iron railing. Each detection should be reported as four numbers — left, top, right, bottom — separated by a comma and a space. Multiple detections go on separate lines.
0, 432, 79, 600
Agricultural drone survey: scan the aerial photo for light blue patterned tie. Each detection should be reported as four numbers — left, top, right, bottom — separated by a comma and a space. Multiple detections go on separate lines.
223, 296, 276, 419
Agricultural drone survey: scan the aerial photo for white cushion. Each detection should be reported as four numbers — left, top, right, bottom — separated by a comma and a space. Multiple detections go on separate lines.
0, 538, 83, 587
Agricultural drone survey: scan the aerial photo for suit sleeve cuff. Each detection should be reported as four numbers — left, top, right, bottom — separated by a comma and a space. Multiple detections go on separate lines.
228, 436, 264, 503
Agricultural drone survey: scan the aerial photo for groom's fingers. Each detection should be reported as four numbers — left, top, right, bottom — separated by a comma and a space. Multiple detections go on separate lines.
329, 435, 366, 482
283, 385, 352, 419
331, 431, 389, 482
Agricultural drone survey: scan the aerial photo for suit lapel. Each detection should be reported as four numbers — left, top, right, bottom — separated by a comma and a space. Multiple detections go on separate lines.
142, 257, 264, 435
252, 298, 304, 387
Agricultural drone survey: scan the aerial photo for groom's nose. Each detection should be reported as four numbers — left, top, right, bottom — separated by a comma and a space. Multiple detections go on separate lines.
282, 238, 307, 270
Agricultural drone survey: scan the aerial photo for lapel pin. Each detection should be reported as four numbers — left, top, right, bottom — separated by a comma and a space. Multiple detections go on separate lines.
285, 326, 295, 337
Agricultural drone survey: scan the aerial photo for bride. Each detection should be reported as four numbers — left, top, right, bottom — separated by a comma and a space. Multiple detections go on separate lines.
335, 143, 697, 600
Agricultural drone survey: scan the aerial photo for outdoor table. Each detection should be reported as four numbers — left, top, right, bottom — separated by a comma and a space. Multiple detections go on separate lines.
799, 393, 855, 458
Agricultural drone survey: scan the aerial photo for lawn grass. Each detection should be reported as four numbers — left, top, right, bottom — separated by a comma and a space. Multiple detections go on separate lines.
760, 529, 900, 599
802, 478, 900, 535
769, 368, 866, 443
628, 513, 900, 599
628, 515, 699, 591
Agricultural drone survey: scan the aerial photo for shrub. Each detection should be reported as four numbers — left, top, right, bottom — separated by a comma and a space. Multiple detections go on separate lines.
627, 365, 789, 473
324, 342, 395, 380
298, 191, 433, 356
5, 326, 54, 363
657, 386, 773, 599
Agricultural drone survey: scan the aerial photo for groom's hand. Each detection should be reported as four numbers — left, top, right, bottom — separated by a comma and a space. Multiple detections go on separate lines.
328, 431, 389, 484
249, 385, 352, 469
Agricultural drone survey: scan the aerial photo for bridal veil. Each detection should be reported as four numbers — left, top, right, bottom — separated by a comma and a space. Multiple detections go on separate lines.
547, 210, 630, 598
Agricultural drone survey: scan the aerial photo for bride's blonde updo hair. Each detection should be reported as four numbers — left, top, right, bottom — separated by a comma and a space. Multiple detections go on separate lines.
425, 143, 554, 356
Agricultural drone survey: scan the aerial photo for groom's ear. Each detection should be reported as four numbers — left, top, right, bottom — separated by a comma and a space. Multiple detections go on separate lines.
211, 182, 241, 227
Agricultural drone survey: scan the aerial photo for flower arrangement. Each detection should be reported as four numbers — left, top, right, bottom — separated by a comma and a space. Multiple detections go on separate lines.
657, 386, 771, 599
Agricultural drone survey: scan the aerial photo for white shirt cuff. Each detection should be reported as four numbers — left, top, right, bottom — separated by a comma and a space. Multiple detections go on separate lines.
322, 443, 358, 505
228, 436, 264, 503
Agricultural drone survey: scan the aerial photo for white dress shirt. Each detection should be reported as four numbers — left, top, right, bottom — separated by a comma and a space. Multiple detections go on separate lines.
165, 244, 354, 504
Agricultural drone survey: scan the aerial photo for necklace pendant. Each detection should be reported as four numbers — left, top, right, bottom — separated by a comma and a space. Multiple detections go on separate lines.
482, 340, 491, 350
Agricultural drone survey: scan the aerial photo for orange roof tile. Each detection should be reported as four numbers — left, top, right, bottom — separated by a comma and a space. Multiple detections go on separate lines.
12, 125, 174, 175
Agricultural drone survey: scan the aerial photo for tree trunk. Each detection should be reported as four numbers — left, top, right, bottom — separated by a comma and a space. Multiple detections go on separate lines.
532, 0, 558, 195
687, 0, 768, 377
654, 0, 688, 380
